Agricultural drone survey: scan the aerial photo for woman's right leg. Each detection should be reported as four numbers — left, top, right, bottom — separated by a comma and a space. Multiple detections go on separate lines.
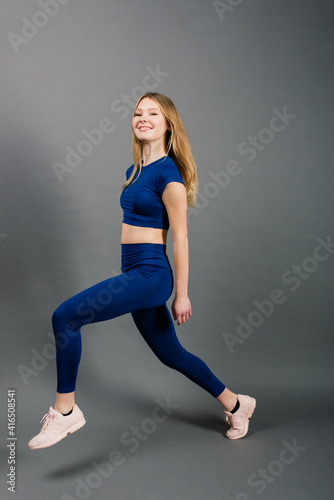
51, 271, 142, 413
51, 266, 173, 400
28, 266, 172, 449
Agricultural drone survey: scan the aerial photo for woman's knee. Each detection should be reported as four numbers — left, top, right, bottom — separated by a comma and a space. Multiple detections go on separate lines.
51, 301, 78, 336
51, 301, 69, 327
51, 304, 62, 329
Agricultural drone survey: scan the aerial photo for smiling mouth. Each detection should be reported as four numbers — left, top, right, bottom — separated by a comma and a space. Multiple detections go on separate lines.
138, 126, 151, 130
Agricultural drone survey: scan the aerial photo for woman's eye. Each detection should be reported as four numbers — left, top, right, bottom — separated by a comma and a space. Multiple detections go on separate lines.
134, 112, 158, 117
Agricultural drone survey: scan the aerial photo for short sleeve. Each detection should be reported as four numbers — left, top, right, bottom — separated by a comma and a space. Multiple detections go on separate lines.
125, 165, 134, 180
156, 163, 184, 196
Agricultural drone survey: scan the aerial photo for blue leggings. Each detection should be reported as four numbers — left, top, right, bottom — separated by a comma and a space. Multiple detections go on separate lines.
52, 243, 226, 397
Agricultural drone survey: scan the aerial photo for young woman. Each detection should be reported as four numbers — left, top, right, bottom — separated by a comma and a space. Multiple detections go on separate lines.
28, 92, 256, 449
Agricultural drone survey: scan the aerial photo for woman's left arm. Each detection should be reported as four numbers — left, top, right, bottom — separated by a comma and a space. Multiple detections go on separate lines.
162, 182, 192, 325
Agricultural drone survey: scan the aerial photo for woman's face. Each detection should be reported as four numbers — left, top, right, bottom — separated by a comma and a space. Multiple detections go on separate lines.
132, 97, 169, 145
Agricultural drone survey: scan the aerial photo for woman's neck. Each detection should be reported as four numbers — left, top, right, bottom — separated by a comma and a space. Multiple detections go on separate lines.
141, 144, 167, 167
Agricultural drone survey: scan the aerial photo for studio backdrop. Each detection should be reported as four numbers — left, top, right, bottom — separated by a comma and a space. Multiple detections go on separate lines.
1, 1, 333, 500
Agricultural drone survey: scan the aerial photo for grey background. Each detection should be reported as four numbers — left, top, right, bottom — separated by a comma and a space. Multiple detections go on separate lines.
1, 0, 334, 499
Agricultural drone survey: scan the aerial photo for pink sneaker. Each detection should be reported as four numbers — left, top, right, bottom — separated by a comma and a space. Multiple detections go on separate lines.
28, 404, 86, 450
224, 394, 256, 440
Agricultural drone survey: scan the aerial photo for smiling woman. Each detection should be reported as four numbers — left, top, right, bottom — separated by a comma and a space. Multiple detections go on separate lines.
121, 99, 178, 247
28, 92, 256, 451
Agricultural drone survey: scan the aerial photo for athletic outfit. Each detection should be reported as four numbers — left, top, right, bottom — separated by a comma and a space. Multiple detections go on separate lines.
52, 155, 226, 397
28, 154, 256, 449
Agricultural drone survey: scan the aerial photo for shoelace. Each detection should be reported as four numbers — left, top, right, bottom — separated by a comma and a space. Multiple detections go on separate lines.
40, 412, 55, 433
225, 413, 233, 425
226, 411, 245, 431
225, 412, 241, 428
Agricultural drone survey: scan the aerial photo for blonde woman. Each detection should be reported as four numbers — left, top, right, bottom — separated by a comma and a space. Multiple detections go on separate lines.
28, 92, 256, 449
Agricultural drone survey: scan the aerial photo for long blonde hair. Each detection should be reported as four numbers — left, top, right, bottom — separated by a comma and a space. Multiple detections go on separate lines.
121, 92, 199, 208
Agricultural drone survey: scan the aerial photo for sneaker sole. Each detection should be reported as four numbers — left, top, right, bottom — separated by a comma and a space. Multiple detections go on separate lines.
28, 417, 86, 450
226, 398, 256, 440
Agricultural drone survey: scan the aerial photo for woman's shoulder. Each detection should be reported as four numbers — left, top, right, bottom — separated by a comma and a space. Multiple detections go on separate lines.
125, 164, 134, 179
156, 155, 179, 173
156, 156, 184, 193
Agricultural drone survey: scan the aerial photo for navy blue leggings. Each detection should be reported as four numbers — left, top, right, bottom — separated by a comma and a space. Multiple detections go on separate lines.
52, 243, 226, 397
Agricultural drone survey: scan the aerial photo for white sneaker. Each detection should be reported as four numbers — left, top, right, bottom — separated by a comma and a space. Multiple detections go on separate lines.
28, 404, 86, 450
224, 394, 256, 440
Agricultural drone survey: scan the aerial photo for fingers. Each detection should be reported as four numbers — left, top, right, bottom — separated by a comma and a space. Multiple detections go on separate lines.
176, 308, 192, 325
172, 299, 192, 325
171, 305, 177, 322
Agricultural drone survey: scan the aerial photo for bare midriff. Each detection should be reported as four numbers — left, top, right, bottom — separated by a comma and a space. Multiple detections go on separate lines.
121, 223, 168, 245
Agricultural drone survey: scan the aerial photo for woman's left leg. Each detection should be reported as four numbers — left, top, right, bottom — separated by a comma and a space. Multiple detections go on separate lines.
131, 304, 226, 398
131, 304, 256, 439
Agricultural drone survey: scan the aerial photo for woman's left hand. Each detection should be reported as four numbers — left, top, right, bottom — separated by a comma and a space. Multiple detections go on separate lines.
171, 296, 192, 325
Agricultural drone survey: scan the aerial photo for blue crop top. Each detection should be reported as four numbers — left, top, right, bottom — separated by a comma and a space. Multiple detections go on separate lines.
120, 155, 185, 230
